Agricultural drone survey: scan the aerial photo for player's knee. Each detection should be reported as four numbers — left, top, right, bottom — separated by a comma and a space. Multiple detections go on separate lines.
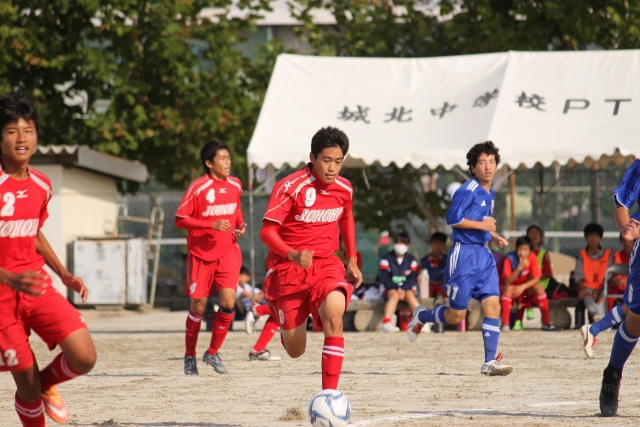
190, 300, 206, 316
448, 311, 466, 324
285, 345, 305, 358
70, 348, 97, 374
324, 314, 343, 334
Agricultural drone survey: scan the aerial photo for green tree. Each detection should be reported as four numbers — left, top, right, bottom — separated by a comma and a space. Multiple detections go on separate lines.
292, 0, 640, 235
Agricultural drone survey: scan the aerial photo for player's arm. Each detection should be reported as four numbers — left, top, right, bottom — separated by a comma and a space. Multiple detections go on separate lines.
0, 267, 47, 296
502, 258, 522, 287
338, 198, 362, 287
260, 220, 313, 268
613, 160, 640, 240
175, 188, 230, 231
35, 230, 88, 302
233, 187, 247, 238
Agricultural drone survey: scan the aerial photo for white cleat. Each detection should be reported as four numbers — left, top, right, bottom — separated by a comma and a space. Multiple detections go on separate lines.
379, 322, 400, 333
581, 324, 596, 359
481, 359, 513, 376
407, 306, 427, 343
245, 310, 256, 335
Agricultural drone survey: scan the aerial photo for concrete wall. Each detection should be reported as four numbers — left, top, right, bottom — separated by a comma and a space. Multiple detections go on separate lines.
37, 165, 118, 293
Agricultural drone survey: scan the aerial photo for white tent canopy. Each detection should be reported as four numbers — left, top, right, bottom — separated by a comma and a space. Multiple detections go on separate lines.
248, 50, 640, 171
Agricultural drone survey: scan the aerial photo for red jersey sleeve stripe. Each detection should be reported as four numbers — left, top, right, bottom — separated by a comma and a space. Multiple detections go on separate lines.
228, 177, 242, 193
29, 171, 52, 198
334, 177, 353, 197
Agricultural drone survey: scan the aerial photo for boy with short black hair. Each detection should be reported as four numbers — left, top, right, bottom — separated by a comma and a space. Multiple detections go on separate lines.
378, 232, 419, 332
419, 232, 448, 300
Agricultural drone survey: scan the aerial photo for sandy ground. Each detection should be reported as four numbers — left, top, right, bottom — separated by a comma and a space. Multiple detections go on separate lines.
1, 308, 640, 427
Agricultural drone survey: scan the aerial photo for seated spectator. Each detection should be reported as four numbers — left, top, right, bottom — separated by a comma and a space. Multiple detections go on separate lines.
378, 232, 420, 333
419, 232, 448, 300
235, 266, 263, 318
607, 234, 634, 311
500, 236, 558, 332
575, 223, 614, 324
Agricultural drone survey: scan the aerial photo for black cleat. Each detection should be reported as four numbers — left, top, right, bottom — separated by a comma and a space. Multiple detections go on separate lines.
184, 356, 198, 375
203, 352, 228, 374
599, 366, 622, 417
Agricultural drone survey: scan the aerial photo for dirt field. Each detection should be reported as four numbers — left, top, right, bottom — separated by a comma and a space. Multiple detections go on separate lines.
1, 308, 639, 427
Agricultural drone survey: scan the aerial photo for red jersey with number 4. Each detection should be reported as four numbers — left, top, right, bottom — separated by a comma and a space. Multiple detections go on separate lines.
176, 174, 244, 262
0, 165, 51, 273
263, 164, 354, 260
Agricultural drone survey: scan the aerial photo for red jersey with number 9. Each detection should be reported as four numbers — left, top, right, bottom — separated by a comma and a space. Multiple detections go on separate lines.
176, 174, 244, 262
263, 164, 354, 260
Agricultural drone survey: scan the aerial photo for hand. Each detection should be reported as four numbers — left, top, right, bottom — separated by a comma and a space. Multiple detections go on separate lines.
233, 223, 247, 238
518, 256, 530, 269
7, 271, 48, 296
622, 219, 640, 241
287, 249, 313, 269
513, 286, 525, 298
61, 273, 89, 303
213, 219, 231, 232
491, 234, 508, 248
345, 261, 363, 287
481, 217, 497, 232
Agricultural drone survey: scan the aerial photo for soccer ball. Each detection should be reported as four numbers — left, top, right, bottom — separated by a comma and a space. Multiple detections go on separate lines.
308, 389, 351, 427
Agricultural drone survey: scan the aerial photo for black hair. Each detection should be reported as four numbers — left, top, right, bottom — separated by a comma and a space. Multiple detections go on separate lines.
583, 223, 604, 239
0, 92, 39, 139
620, 233, 625, 242
466, 141, 500, 176
394, 231, 411, 245
200, 139, 230, 174
239, 266, 250, 276
515, 236, 534, 251
526, 224, 544, 237
310, 126, 349, 158
430, 232, 448, 244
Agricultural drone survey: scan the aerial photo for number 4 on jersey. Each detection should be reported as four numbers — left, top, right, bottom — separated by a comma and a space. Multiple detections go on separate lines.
206, 189, 215, 204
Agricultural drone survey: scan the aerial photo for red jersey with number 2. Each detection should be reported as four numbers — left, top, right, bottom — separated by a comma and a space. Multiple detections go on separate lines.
263, 164, 354, 260
176, 174, 244, 262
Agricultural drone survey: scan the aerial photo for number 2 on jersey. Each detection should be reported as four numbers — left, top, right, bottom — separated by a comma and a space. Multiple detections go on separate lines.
0, 349, 18, 367
0, 192, 16, 217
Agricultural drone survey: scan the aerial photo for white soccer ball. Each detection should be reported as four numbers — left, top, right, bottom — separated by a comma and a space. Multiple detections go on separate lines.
308, 389, 351, 427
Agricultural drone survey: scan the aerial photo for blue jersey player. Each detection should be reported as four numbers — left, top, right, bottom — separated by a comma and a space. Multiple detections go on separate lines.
406, 141, 512, 376
599, 158, 640, 417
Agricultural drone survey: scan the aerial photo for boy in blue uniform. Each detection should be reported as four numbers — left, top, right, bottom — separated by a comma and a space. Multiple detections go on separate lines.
599, 158, 640, 417
378, 232, 419, 332
420, 232, 448, 300
407, 141, 512, 376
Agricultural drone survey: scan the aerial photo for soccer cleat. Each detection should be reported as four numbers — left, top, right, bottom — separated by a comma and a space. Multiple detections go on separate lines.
526, 307, 535, 320
542, 323, 560, 331
245, 310, 256, 335
407, 305, 427, 343
500, 324, 510, 332
184, 356, 199, 375
481, 359, 513, 376
249, 349, 282, 361
203, 352, 228, 374
42, 385, 69, 424
581, 324, 597, 359
379, 322, 400, 333
512, 320, 523, 331
599, 367, 621, 417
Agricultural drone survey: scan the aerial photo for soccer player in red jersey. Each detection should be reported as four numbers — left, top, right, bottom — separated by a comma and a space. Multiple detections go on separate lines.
260, 126, 362, 391
176, 139, 246, 375
0, 92, 97, 426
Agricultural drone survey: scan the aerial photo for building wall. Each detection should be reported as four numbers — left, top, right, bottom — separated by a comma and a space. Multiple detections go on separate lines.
38, 165, 118, 293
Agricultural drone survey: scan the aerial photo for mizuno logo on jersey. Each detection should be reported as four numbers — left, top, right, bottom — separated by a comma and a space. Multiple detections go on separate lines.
202, 203, 237, 217
16, 190, 28, 199
219, 188, 227, 194
0, 219, 39, 238
294, 207, 343, 223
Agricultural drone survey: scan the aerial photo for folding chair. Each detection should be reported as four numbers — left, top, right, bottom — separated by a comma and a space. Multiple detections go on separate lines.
603, 263, 630, 314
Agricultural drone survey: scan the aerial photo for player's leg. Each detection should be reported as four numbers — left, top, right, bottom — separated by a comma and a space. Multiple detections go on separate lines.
249, 314, 281, 361
184, 254, 215, 374
380, 289, 400, 333
203, 286, 235, 374
582, 304, 628, 359
318, 289, 347, 390
500, 285, 514, 331
12, 366, 45, 427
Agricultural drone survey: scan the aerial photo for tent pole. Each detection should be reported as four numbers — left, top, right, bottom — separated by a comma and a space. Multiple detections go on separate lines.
592, 163, 600, 224
538, 165, 545, 229
509, 168, 516, 248
248, 165, 255, 289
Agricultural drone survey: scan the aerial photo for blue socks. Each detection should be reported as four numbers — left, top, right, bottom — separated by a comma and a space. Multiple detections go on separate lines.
241, 297, 252, 312
418, 305, 447, 325
609, 321, 640, 369
482, 318, 501, 362
590, 305, 626, 337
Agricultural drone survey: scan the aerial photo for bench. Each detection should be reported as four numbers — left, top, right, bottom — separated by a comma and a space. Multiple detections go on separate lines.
344, 297, 580, 332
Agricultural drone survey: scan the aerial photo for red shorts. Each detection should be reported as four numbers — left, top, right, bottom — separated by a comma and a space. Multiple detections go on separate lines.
430, 285, 447, 298
0, 322, 33, 372
185, 243, 242, 299
263, 256, 353, 330
19, 276, 87, 351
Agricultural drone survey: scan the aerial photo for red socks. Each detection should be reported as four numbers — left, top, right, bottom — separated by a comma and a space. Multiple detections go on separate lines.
14, 394, 44, 427
321, 336, 344, 390
252, 316, 279, 353
254, 304, 271, 316
185, 311, 202, 358
500, 296, 512, 326
537, 294, 551, 325
40, 353, 82, 392
207, 311, 233, 355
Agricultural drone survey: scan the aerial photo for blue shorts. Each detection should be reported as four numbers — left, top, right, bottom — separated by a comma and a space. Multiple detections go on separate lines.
444, 243, 499, 310
623, 239, 640, 314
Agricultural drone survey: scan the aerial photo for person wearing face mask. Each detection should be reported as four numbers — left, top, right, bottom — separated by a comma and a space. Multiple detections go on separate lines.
377, 232, 420, 332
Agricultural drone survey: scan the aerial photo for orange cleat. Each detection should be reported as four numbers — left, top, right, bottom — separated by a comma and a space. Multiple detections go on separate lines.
42, 385, 69, 423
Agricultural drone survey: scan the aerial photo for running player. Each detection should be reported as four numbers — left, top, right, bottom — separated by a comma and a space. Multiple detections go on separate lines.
407, 141, 512, 376
176, 139, 246, 375
1, 92, 97, 425
598, 158, 640, 417
260, 126, 361, 391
